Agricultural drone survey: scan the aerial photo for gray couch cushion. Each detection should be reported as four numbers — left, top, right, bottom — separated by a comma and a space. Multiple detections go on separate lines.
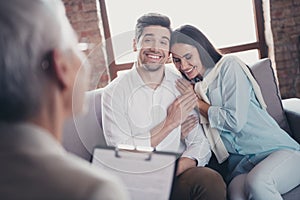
282, 184, 300, 200
250, 59, 300, 199
282, 98, 300, 143
249, 58, 291, 134
62, 88, 106, 161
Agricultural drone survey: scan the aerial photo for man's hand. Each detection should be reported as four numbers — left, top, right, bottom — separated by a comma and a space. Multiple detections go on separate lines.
176, 78, 210, 118
181, 115, 198, 140
150, 92, 197, 147
176, 157, 197, 176
165, 91, 197, 130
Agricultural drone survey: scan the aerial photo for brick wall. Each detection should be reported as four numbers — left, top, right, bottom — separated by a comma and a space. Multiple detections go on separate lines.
270, 0, 300, 98
62, 0, 109, 90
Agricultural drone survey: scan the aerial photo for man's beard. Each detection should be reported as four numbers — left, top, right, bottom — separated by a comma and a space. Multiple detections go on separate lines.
142, 63, 164, 72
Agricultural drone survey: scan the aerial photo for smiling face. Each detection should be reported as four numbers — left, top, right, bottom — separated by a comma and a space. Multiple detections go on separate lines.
134, 25, 170, 72
171, 43, 206, 80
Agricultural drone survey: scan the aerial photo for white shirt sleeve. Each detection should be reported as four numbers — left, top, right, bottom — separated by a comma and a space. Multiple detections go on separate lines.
181, 111, 212, 166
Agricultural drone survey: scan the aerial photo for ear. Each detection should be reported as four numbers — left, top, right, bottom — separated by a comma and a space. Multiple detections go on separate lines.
51, 49, 71, 90
133, 38, 137, 52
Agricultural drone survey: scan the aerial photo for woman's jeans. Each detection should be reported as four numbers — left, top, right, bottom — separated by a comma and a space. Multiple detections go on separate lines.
228, 149, 300, 200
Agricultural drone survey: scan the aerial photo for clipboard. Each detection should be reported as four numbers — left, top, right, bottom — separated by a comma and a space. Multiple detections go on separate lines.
92, 145, 179, 200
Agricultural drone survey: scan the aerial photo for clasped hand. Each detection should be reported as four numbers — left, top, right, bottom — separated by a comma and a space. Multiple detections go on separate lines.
175, 78, 200, 140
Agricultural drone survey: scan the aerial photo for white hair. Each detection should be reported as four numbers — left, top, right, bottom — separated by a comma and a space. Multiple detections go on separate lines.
0, 0, 77, 122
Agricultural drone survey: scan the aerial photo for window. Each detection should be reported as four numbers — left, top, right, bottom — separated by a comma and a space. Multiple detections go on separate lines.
99, 0, 267, 79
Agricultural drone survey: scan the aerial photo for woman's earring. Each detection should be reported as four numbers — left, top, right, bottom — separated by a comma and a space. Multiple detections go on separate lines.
41, 60, 49, 70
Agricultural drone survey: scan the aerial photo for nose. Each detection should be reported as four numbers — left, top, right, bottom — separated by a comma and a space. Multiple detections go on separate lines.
150, 40, 161, 52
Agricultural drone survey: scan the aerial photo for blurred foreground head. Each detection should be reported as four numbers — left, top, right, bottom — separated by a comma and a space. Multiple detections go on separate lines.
0, 0, 89, 124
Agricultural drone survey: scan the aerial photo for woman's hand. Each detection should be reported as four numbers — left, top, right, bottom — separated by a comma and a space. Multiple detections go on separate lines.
176, 78, 195, 95
181, 115, 198, 140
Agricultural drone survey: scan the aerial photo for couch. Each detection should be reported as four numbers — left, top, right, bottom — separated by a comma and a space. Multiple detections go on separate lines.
251, 59, 300, 199
62, 58, 300, 199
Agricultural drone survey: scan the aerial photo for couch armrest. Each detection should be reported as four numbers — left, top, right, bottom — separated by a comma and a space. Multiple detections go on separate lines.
282, 98, 300, 144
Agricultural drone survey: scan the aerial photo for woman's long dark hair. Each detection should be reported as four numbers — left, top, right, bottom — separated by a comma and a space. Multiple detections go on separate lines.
170, 25, 222, 67
170, 25, 257, 83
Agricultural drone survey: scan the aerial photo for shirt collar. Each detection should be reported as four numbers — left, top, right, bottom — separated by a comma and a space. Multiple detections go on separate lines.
132, 62, 173, 86
203, 67, 213, 78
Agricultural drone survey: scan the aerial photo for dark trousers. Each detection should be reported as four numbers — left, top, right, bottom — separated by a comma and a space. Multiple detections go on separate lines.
170, 167, 226, 200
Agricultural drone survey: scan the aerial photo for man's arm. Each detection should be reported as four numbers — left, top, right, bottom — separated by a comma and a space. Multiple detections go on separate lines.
176, 157, 197, 176
175, 78, 212, 175
177, 112, 212, 176
150, 92, 197, 147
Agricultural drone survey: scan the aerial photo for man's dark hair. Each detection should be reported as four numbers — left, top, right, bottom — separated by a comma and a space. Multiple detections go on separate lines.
135, 13, 171, 41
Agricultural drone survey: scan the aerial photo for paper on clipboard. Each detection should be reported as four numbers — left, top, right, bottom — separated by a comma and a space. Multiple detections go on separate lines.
92, 145, 178, 200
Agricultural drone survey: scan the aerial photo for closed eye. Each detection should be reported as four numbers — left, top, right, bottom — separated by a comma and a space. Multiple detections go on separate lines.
160, 39, 169, 46
173, 57, 181, 63
184, 54, 192, 60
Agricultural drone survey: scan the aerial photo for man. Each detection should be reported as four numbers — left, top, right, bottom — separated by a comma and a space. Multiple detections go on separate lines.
102, 13, 226, 199
0, 0, 128, 199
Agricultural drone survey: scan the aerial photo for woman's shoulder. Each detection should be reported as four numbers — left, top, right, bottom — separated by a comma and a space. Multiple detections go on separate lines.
219, 55, 245, 74
220, 55, 242, 66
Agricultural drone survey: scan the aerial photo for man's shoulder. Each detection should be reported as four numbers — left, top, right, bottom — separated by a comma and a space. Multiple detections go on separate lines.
0, 148, 127, 200
61, 152, 119, 182
104, 68, 135, 90
165, 64, 182, 81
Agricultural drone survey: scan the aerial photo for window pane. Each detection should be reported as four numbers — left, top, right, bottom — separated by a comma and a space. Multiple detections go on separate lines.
229, 49, 259, 65
105, 0, 257, 64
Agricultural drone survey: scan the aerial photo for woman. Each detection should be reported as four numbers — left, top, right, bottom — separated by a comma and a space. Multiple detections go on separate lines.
170, 24, 300, 200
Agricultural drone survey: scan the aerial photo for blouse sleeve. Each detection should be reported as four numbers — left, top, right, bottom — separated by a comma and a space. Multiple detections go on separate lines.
208, 58, 252, 133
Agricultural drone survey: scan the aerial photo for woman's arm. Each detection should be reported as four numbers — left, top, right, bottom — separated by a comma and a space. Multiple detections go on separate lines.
207, 59, 251, 132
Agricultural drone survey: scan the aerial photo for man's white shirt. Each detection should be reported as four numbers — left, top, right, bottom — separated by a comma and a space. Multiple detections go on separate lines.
102, 64, 211, 166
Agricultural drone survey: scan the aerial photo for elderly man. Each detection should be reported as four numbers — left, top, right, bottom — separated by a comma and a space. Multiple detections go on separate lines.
0, 0, 128, 199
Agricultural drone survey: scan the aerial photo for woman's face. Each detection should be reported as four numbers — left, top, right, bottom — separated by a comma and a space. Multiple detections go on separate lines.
171, 43, 206, 80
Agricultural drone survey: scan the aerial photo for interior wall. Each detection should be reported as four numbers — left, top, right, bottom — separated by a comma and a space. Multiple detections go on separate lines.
269, 0, 300, 98
62, 0, 300, 97
62, 0, 109, 89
